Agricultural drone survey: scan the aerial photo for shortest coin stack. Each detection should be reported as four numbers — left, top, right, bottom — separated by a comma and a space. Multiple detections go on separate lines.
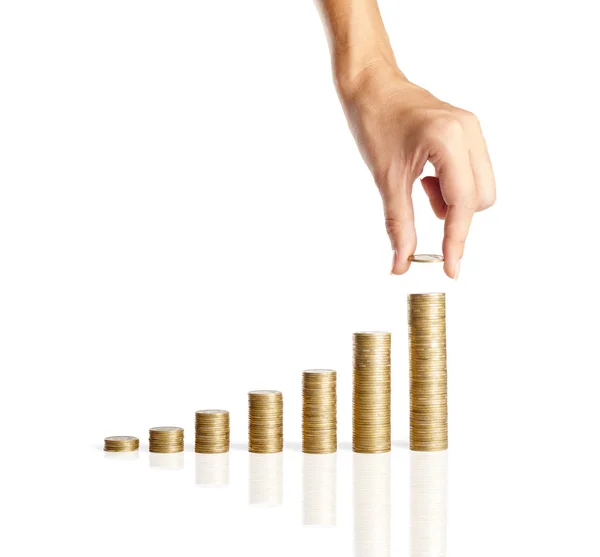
149, 427, 184, 453
104, 436, 139, 452
195, 410, 230, 453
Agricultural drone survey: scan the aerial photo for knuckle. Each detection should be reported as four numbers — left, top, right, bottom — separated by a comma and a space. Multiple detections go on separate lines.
424, 114, 465, 145
384, 217, 403, 237
456, 108, 480, 128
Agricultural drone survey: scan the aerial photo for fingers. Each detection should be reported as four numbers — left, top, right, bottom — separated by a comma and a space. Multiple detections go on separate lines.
459, 112, 496, 210
380, 168, 417, 275
423, 112, 495, 278
420, 176, 447, 219
442, 204, 473, 278
428, 119, 477, 278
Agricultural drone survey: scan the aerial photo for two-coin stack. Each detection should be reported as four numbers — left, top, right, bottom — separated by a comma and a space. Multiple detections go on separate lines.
248, 390, 283, 453
302, 370, 337, 454
149, 427, 184, 453
408, 293, 448, 451
353, 332, 391, 453
195, 410, 230, 453
104, 436, 139, 452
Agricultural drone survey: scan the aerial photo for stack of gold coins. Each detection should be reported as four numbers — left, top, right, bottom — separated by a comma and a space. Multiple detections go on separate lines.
104, 436, 139, 452
408, 293, 448, 451
149, 426, 184, 453
353, 332, 391, 453
302, 370, 337, 454
195, 410, 230, 453
248, 390, 283, 453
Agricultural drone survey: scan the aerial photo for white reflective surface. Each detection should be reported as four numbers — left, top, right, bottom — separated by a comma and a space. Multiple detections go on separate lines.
249, 452, 283, 506
410, 451, 447, 557
104, 450, 140, 462
196, 453, 230, 487
5, 437, 600, 556
149, 452, 184, 470
303, 453, 337, 527
354, 453, 391, 557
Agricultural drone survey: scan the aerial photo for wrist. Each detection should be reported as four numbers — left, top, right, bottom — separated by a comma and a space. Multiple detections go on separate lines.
318, 0, 404, 101
334, 51, 405, 103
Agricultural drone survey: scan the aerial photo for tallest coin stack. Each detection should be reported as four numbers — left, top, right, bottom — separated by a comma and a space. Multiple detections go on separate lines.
408, 293, 448, 451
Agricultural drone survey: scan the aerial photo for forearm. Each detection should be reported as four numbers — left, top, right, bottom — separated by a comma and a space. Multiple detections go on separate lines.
316, 0, 404, 96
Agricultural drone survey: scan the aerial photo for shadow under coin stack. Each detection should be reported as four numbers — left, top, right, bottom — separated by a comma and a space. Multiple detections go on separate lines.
248, 390, 283, 453
302, 370, 337, 454
149, 426, 184, 453
353, 332, 391, 453
195, 410, 230, 453
408, 293, 448, 451
104, 436, 139, 452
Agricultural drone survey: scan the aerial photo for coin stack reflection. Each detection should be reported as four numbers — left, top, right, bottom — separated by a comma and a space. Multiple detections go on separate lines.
195, 453, 229, 487
195, 410, 230, 453
248, 390, 283, 454
104, 436, 139, 452
149, 427, 184, 453
249, 453, 283, 506
303, 453, 337, 526
408, 293, 448, 451
353, 332, 391, 453
150, 452, 184, 470
302, 370, 337, 454
353, 453, 391, 557
410, 451, 448, 557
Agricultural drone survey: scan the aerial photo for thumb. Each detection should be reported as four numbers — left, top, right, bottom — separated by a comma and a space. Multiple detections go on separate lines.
381, 180, 417, 275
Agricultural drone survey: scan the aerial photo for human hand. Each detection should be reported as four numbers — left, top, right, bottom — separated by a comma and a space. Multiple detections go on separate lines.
336, 61, 496, 279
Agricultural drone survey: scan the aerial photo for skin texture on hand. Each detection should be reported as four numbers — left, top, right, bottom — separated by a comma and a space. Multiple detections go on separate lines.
338, 62, 496, 278
316, 0, 496, 279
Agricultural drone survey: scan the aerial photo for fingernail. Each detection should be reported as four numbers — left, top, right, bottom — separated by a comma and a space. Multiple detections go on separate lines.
390, 250, 397, 275
454, 259, 461, 281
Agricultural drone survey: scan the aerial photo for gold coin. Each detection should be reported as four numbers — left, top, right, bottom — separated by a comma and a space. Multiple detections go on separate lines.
409, 254, 444, 263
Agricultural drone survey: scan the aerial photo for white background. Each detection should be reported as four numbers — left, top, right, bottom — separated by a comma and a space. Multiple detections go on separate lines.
1, 1, 599, 555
